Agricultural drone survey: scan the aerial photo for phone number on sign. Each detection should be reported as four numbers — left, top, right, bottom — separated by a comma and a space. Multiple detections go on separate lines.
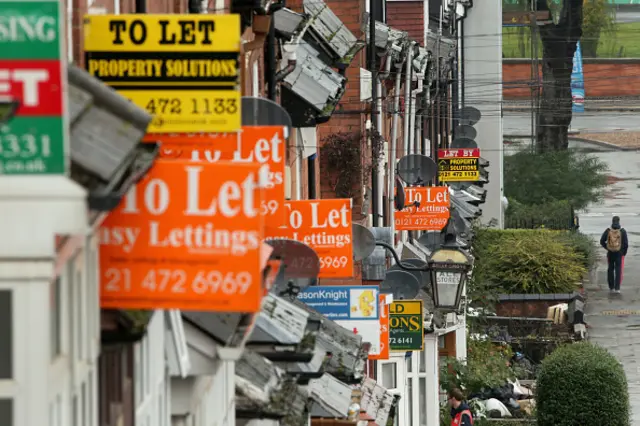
142, 97, 238, 116
103, 268, 252, 296
395, 217, 448, 227
389, 337, 414, 345
319, 256, 349, 269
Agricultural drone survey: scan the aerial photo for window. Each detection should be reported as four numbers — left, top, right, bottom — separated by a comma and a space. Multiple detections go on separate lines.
77, 266, 86, 360
0, 291, 12, 379
419, 378, 427, 426
72, 394, 78, 426
81, 383, 87, 426
381, 363, 396, 389
0, 399, 12, 426
419, 349, 426, 373
134, 343, 142, 405
51, 278, 62, 359
407, 378, 413, 426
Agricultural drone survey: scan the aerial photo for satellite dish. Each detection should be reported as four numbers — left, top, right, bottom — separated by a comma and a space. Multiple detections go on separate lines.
242, 96, 293, 135
458, 106, 482, 126
352, 224, 376, 261
395, 175, 406, 210
401, 258, 430, 286
397, 154, 437, 185
271, 268, 317, 298
266, 239, 320, 278
380, 270, 421, 300
454, 125, 477, 140
450, 138, 478, 149
449, 182, 471, 191
418, 232, 443, 251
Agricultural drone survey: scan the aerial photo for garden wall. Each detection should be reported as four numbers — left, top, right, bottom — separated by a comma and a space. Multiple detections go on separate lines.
495, 293, 583, 318
503, 58, 640, 98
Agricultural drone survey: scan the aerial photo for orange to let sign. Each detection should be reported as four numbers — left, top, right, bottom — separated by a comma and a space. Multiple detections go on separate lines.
98, 160, 264, 313
158, 126, 287, 228
395, 186, 450, 231
369, 294, 390, 360
265, 199, 353, 278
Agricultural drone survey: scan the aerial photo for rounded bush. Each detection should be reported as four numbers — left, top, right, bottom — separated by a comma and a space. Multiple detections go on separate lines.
537, 342, 629, 426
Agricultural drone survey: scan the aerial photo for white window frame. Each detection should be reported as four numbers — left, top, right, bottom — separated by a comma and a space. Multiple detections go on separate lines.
166, 310, 191, 377
66, 0, 73, 63
377, 357, 405, 426
252, 61, 260, 97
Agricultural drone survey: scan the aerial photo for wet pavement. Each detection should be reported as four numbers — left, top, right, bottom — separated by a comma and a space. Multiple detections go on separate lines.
579, 150, 640, 422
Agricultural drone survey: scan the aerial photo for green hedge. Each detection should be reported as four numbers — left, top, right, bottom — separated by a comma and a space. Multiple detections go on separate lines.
537, 342, 629, 426
505, 199, 575, 230
471, 229, 589, 295
504, 150, 608, 211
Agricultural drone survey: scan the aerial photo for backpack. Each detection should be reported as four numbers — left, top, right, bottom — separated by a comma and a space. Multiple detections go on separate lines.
607, 228, 622, 252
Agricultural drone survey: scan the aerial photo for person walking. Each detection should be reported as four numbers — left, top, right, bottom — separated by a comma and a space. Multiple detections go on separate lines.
448, 388, 473, 426
600, 216, 629, 293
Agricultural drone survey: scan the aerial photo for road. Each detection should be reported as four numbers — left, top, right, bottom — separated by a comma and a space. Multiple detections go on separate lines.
616, 8, 640, 23
579, 150, 640, 423
503, 112, 640, 136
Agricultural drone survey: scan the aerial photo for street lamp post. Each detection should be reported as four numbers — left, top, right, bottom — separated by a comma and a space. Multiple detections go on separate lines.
374, 238, 473, 312
428, 243, 473, 311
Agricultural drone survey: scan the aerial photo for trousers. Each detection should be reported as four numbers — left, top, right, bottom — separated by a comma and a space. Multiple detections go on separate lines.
607, 251, 623, 290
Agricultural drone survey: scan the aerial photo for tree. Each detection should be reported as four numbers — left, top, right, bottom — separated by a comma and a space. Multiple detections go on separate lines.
537, 0, 583, 152
581, 0, 615, 58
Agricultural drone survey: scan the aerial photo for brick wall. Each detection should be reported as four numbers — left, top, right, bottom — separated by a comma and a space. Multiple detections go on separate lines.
386, 1, 424, 45
503, 59, 640, 99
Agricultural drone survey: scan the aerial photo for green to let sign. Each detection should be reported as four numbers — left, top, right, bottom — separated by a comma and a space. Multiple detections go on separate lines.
389, 300, 424, 351
0, 1, 61, 59
0, 0, 68, 175
0, 117, 65, 174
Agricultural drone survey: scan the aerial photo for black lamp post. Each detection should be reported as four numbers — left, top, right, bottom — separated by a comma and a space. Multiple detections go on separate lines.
428, 240, 473, 311
374, 224, 473, 312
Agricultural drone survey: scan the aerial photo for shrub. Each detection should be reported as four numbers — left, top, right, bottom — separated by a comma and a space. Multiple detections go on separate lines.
505, 199, 574, 230
555, 231, 596, 269
537, 342, 629, 426
440, 338, 515, 395
504, 150, 608, 210
472, 229, 586, 294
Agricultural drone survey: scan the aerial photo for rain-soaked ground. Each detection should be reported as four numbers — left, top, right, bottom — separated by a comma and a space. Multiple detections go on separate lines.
579, 150, 640, 422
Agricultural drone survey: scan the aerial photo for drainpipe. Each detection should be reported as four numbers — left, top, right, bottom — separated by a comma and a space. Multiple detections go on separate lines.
410, 72, 424, 158
265, 19, 277, 101
401, 42, 415, 243
402, 42, 416, 159
389, 56, 406, 239
376, 80, 385, 226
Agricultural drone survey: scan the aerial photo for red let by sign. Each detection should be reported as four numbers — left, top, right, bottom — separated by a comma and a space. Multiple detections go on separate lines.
265, 199, 354, 278
0, 60, 63, 116
395, 186, 450, 231
438, 148, 480, 159
159, 126, 287, 228
99, 160, 265, 313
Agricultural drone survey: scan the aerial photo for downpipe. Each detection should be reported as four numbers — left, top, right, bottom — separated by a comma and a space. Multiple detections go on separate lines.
389, 56, 406, 240
401, 41, 416, 242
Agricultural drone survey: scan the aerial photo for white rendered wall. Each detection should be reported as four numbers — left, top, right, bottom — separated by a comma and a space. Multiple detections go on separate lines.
463, 5, 505, 228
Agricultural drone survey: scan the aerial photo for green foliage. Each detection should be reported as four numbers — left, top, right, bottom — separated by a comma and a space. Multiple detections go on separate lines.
582, 0, 616, 57
321, 132, 362, 198
504, 150, 608, 211
537, 342, 629, 426
471, 229, 587, 295
555, 231, 596, 269
506, 199, 574, 230
440, 338, 516, 395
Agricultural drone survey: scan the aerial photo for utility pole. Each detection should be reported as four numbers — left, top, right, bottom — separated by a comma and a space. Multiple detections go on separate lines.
369, 0, 379, 227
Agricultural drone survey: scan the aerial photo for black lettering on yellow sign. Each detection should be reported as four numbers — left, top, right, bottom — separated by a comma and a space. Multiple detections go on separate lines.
438, 157, 479, 172
87, 58, 238, 79
389, 315, 422, 331
109, 19, 217, 46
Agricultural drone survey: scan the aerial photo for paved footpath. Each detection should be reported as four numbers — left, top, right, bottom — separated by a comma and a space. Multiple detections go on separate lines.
580, 151, 640, 422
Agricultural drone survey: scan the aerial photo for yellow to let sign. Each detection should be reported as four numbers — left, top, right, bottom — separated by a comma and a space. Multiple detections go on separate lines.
118, 89, 241, 134
83, 15, 241, 52
439, 170, 480, 182
83, 15, 241, 133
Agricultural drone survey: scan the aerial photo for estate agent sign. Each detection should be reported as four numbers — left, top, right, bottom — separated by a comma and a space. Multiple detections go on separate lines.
0, 0, 67, 175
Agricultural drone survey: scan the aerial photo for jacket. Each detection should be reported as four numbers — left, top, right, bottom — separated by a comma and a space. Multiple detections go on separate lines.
451, 402, 473, 426
600, 224, 629, 256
